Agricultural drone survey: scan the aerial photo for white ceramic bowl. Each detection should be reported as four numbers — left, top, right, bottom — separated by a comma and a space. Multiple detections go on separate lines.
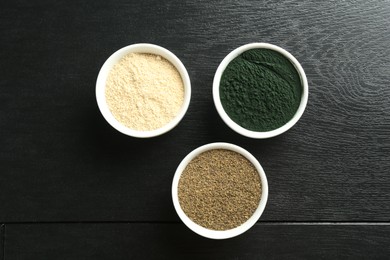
213, 43, 308, 139
96, 43, 191, 138
172, 142, 268, 239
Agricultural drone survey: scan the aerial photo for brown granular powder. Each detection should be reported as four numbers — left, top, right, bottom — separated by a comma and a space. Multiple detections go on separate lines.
178, 149, 262, 231
105, 52, 184, 131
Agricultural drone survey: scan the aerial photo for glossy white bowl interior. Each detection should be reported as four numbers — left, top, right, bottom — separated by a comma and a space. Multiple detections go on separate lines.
172, 142, 268, 239
213, 43, 308, 139
96, 43, 191, 138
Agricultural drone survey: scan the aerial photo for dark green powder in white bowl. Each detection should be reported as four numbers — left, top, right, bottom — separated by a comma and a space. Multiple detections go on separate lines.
219, 48, 302, 132
213, 43, 308, 139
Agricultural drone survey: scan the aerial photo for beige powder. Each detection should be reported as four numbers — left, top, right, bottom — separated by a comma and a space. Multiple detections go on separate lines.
105, 52, 184, 131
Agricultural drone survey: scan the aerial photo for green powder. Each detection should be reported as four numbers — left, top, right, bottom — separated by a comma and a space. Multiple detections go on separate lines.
220, 48, 302, 132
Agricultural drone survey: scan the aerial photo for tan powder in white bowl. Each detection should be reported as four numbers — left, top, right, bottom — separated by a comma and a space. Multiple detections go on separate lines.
105, 52, 184, 131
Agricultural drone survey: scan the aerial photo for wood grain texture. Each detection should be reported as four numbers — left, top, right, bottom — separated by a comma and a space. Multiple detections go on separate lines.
0, 225, 3, 260
5, 223, 390, 259
0, 0, 389, 223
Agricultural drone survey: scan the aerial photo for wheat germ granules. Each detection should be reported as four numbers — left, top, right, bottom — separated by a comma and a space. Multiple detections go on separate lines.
105, 52, 184, 131
178, 149, 262, 231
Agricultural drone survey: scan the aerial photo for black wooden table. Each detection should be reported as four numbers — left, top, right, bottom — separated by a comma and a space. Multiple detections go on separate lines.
1, 0, 389, 259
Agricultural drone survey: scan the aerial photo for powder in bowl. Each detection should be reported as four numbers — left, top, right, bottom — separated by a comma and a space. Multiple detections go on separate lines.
178, 149, 262, 231
219, 48, 303, 132
105, 52, 184, 131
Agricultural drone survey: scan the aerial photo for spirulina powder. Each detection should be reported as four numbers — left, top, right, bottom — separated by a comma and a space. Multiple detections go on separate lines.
220, 48, 302, 132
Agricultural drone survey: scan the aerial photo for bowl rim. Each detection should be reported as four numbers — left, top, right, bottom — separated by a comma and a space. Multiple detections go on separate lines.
212, 42, 309, 139
96, 43, 191, 138
171, 142, 268, 239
